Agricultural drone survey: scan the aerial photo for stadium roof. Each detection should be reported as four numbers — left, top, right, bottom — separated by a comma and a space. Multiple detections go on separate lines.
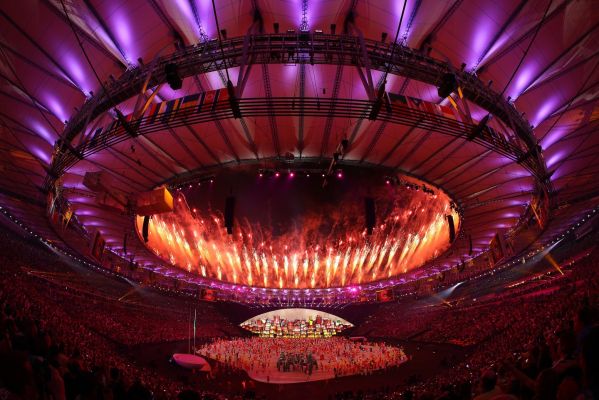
1, 0, 598, 294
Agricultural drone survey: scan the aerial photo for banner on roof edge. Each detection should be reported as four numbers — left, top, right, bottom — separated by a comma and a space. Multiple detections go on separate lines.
82, 88, 517, 154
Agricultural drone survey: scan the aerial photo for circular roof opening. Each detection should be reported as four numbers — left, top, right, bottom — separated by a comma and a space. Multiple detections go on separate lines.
137, 165, 460, 288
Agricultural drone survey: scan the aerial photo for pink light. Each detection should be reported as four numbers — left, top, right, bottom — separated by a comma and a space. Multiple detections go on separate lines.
289, 172, 295, 178
337, 172, 343, 178
275, 172, 280, 177
259, 173, 263, 177
386, 180, 390, 185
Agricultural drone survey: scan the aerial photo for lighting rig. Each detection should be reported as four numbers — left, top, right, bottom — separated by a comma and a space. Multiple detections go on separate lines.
383, 176, 436, 195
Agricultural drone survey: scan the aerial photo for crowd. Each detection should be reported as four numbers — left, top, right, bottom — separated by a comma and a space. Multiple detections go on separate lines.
0, 229, 238, 399
333, 244, 599, 400
0, 223, 598, 400
0, 229, 239, 346
197, 337, 407, 378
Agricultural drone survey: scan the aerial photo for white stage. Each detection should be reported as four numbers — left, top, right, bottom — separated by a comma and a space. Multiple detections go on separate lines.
172, 353, 211, 371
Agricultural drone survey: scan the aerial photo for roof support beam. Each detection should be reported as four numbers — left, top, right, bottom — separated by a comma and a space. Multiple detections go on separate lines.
0, 9, 83, 91
434, 149, 493, 184
42, 0, 126, 67
82, 0, 129, 61
417, 0, 463, 51
522, 21, 599, 95
479, 0, 573, 71
0, 42, 81, 91
472, 0, 528, 71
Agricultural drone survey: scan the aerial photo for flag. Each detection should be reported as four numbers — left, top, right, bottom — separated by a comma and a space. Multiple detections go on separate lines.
179, 94, 201, 116
145, 102, 163, 125
438, 104, 458, 121
202, 90, 218, 112
160, 98, 181, 124
213, 88, 230, 111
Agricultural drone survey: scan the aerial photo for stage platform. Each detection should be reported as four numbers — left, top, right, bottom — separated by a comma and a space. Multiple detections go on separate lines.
197, 337, 409, 385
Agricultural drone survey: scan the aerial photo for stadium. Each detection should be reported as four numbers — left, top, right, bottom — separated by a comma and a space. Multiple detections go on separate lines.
0, 0, 598, 399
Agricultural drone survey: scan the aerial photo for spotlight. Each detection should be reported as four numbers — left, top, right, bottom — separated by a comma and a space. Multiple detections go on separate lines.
289, 172, 295, 178
275, 172, 280, 177
336, 169, 343, 178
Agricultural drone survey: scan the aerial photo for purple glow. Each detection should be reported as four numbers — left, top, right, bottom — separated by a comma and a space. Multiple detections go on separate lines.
44, 94, 68, 122
31, 121, 54, 144
293, 0, 312, 31
468, 23, 492, 68
74, 210, 95, 216
113, 12, 137, 63
541, 126, 568, 149
205, 71, 224, 89
532, 97, 558, 127
64, 54, 91, 93
175, 0, 194, 22
68, 197, 92, 203
546, 151, 565, 168
198, 0, 215, 37
30, 146, 50, 164
159, 86, 180, 100
511, 65, 535, 98
94, 27, 125, 64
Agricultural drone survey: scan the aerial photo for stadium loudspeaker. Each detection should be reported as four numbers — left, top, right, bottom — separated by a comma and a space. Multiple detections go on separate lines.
468, 114, 490, 141
447, 215, 455, 243
224, 196, 236, 235
437, 73, 457, 98
165, 63, 182, 90
142, 216, 150, 243
365, 197, 376, 235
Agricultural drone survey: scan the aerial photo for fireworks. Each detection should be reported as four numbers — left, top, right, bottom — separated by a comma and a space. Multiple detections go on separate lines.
139, 177, 459, 289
